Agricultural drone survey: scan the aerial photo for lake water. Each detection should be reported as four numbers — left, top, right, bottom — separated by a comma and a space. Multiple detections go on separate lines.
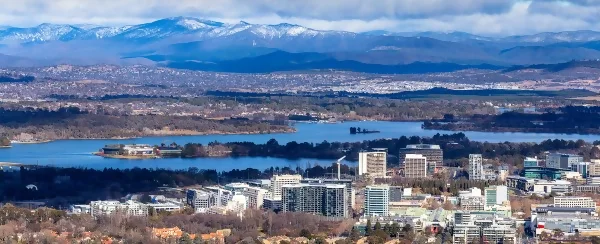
3, 121, 600, 171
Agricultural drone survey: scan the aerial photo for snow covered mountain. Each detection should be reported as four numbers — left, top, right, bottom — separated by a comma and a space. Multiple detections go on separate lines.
3, 17, 599, 45
0, 17, 351, 44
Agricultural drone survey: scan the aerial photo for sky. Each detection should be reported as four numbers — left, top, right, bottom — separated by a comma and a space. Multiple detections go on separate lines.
1, 0, 600, 36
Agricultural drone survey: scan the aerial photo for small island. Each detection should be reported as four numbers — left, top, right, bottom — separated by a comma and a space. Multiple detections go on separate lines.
349, 127, 380, 134
0, 136, 11, 148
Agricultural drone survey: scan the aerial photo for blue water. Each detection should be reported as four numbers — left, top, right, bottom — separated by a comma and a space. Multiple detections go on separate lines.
2, 121, 600, 171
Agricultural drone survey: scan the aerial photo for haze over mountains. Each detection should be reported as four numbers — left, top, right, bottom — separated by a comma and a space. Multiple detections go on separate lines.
2, 17, 600, 73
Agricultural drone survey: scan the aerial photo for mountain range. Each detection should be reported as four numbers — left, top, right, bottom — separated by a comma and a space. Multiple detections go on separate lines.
3, 17, 600, 73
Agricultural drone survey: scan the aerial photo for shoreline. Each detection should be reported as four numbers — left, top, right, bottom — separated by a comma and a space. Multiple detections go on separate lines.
10, 140, 52, 144
422, 125, 600, 136
7, 128, 297, 143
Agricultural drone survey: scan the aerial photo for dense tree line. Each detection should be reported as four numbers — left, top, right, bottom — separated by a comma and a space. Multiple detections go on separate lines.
0, 107, 291, 140
186, 96, 499, 121
180, 133, 587, 167
0, 164, 352, 207
0, 204, 350, 243
425, 106, 600, 134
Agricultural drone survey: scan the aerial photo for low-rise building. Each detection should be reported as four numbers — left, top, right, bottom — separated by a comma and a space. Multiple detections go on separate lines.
90, 200, 148, 217
554, 196, 596, 208
186, 189, 218, 213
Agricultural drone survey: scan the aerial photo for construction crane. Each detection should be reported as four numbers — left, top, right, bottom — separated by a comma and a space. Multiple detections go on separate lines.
336, 156, 346, 180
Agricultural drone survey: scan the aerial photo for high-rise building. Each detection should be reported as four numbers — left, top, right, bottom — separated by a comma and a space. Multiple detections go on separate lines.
358, 149, 387, 178
546, 153, 583, 169
399, 144, 443, 174
484, 186, 509, 210
270, 174, 302, 200
364, 185, 390, 216
469, 154, 483, 180
281, 183, 348, 218
554, 196, 596, 208
404, 154, 428, 178
301, 178, 355, 209
244, 186, 268, 209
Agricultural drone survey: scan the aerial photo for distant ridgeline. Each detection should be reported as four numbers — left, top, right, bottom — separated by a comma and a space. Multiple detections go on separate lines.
206, 88, 596, 99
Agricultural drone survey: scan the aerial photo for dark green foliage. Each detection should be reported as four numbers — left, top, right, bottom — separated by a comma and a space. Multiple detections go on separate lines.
299, 229, 312, 239
179, 233, 193, 244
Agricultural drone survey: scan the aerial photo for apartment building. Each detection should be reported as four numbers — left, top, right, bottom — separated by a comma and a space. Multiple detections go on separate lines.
404, 154, 428, 178
468, 154, 483, 180
281, 183, 349, 219
244, 186, 268, 209
358, 149, 387, 178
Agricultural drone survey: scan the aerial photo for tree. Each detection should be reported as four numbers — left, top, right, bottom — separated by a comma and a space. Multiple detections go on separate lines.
349, 227, 360, 241
139, 194, 152, 203
383, 223, 391, 237
390, 223, 400, 237
179, 233, 193, 244
552, 228, 564, 238
314, 238, 327, 244
299, 229, 312, 239
192, 236, 204, 244
0, 137, 10, 147
365, 219, 372, 236
374, 221, 382, 231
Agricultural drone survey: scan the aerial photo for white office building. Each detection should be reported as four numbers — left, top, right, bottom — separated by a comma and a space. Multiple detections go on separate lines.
90, 200, 149, 217
358, 149, 387, 178
364, 185, 390, 216
469, 154, 483, 180
271, 174, 302, 200
554, 196, 596, 208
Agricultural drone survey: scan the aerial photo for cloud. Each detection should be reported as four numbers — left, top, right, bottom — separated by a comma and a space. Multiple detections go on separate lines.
0, 0, 599, 35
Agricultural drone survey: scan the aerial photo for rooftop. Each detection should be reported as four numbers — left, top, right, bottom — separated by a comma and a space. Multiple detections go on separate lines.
404, 144, 441, 150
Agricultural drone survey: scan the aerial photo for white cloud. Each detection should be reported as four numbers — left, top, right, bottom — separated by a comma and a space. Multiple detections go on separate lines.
0, 0, 599, 35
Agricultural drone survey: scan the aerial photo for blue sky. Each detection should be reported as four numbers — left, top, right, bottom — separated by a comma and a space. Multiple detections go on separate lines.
1, 0, 599, 35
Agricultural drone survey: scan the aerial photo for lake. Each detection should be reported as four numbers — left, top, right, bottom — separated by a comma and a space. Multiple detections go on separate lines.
3, 121, 600, 171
